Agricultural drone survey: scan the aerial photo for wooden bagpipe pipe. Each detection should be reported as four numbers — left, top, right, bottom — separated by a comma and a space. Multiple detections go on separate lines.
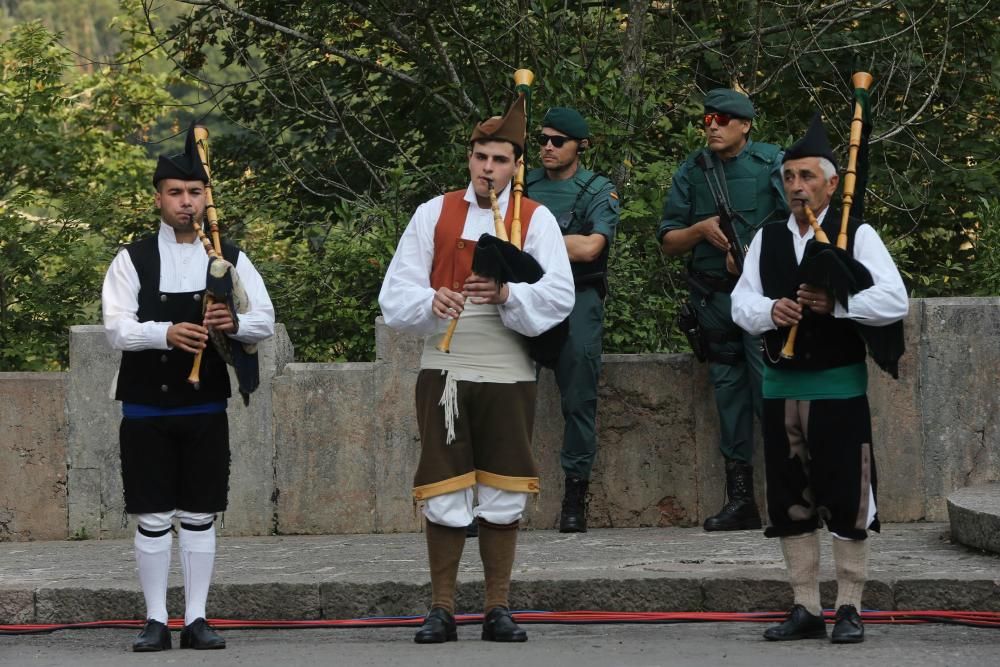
187, 125, 261, 404
435, 68, 568, 368
778, 72, 904, 378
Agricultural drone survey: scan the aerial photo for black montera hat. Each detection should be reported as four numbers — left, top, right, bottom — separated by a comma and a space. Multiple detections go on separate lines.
152, 123, 209, 187
782, 112, 838, 170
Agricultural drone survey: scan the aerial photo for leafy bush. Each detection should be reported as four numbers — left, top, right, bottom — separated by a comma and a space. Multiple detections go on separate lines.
964, 198, 1000, 296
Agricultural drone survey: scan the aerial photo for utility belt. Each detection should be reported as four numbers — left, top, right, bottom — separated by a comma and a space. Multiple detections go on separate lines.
572, 255, 608, 299
676, 270, 743, 365
686, 271, 737, 297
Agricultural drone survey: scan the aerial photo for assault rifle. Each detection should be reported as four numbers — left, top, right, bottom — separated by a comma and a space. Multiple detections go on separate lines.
694, 151, 747, 275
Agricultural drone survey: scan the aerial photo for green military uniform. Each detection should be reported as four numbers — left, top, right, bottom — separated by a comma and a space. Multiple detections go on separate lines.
526, 166, 619, 480
658, 139, 786, 465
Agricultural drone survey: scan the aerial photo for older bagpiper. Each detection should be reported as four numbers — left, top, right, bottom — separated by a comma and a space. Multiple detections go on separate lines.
731, 106, 908, 643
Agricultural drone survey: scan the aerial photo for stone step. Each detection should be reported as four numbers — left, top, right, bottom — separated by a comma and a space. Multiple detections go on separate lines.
947, 482, 1000, 554
2, 524, 997, 625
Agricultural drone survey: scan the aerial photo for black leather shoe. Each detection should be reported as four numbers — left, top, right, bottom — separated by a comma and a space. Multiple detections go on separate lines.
414, 607, 457, 644
763, 604, 827, 641
481, 606, 527, 642
831, 604, 865, 643
132, 619, 171, 652
559, 477, 589, 533
179, 618, 226, 650
465, 520, 479, 538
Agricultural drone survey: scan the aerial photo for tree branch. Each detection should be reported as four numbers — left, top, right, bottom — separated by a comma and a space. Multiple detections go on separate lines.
175, 0, 464, 123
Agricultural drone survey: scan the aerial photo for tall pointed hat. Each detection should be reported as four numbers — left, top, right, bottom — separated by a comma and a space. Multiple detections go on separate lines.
470, 93, 527, 154
782, 112, 838, 170
152, 123, 209, 187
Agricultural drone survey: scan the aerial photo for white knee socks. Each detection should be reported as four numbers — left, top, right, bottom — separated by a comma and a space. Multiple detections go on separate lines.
178, 523, 217, 626
833, 536, 868, 610
134, 530, 172, 624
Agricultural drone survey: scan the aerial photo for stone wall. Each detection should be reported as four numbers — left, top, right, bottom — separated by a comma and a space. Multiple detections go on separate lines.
1, 298, 998, 540
0, 373, 67, 540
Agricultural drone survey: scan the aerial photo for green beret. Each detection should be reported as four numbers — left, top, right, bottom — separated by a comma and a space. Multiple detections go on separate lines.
541, 107, 590, 139
703, 89, 755, 119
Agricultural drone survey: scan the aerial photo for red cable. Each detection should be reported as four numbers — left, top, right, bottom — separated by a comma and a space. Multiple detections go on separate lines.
3, 610, 1000, 635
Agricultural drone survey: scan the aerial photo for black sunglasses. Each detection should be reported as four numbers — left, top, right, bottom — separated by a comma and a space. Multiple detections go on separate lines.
536, 133, 575, 148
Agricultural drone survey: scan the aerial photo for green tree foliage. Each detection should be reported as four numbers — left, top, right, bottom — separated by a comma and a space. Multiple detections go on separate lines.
965, 198, 1000, 295
0, 23, 102, 369
2, 1, 999, 368
133, 0, 997, 361
0, 11, 175, 370
0, 0, 124, 69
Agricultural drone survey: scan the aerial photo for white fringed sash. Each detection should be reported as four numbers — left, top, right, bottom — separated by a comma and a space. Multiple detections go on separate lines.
421, 302, 535, 443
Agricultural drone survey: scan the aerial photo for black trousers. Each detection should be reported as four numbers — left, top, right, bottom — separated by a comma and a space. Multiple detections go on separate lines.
762, 395, 878, 540
119, 412, 230, 514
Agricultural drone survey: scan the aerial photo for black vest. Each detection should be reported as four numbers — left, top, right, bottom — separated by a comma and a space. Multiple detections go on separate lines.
114, 236, 240, 407
760, 209, 867, 371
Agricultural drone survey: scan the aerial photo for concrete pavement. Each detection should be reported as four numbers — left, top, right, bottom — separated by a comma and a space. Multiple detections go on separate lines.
2, 523, 998, 625
5, 622, 1000, 667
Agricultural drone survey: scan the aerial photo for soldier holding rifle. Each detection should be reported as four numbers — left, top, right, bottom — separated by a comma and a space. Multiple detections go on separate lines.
658, 88, 788, 532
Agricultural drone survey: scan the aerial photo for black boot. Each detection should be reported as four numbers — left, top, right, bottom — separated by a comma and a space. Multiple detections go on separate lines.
703, 460, 762, 531
559, 477, 589, 533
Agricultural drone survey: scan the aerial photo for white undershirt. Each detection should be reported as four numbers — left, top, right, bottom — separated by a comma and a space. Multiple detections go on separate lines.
102, 221, 275, 352
731, 207, 909, 336
378, 182, 575, 343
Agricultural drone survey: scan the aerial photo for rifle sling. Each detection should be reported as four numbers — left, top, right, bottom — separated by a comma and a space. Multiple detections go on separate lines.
694, 150, 732, 218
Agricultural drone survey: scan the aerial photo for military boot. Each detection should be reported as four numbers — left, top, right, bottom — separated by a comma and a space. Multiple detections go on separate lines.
559, 477, 589, 533
703, 460, 762, 531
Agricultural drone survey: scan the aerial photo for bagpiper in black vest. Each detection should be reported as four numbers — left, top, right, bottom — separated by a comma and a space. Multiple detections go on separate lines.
759, 209, 867, 371
114, 235, 240, 407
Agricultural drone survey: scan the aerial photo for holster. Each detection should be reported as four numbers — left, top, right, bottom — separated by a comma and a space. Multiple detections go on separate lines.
676, 301, 708, 363
702, 326, 744, 366
679, 270, 744, 366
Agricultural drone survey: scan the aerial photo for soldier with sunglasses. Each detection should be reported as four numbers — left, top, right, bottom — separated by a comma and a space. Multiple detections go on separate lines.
525, 107, 620, 533
657, 89, 788, 532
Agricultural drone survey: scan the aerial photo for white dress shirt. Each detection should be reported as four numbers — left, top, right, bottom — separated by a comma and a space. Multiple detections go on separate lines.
378, 182, 575, 339
731, 207, 909, 336
102, 221, 275, 351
